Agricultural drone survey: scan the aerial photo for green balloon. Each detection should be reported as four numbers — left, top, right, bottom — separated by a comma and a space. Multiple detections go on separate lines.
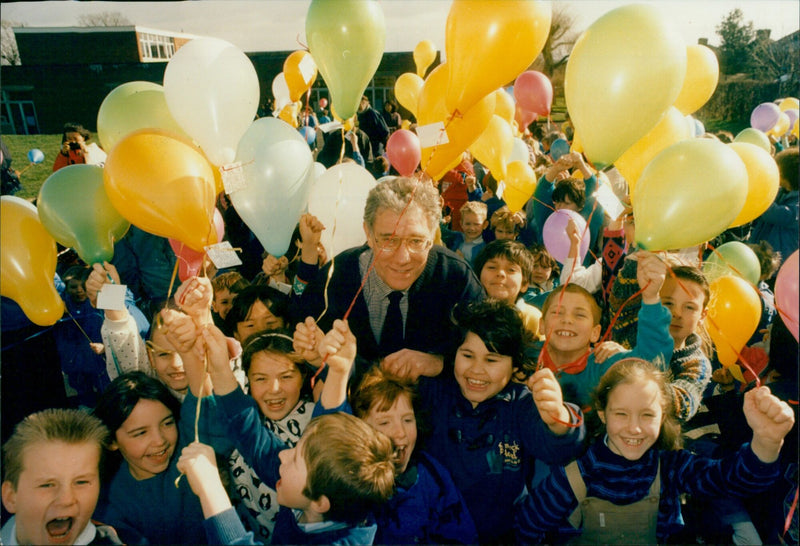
734, 128, 771, 154
37, 165, 130, 264
306, 0, 386, 121
703, 241, 761, 286
97, 81, 190, 152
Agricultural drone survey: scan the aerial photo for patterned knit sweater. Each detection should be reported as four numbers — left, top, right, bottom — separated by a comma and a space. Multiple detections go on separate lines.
669, 333, 712, 423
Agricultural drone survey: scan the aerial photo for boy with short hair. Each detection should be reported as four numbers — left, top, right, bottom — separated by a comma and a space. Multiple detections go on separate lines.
538, 253, 674, 411
490, 207, 521, 241
177, 324, 397, 545
1, 409, 121, 545
474, 240, 542, 339
454, 201, 488, 266
210, 271, 249, 329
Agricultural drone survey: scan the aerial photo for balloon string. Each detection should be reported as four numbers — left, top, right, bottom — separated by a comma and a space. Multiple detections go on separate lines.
63, 306, 97, 346
705, 314, 760, 388
421, 109, 460, 179
785, 487, 798, 537
164, 257, 181, 312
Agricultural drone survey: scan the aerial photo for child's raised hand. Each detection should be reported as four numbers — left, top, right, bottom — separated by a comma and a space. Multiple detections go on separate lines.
527, 368, 571, 434
85, 262, 120, 309
634, 252, 667, 304
175, 276, 213, 323
293, 316, 324, 366
161, 309, 199, 354
177, 441, 231, 517
743, 386, 795, 463
317, 319, 356, 376
299, 213, 325, 246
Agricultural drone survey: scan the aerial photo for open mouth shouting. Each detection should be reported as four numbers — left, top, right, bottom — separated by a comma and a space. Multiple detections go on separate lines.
45, 516, 75, 542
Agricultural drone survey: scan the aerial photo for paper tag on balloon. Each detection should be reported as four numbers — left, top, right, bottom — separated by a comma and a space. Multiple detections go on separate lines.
97, 284, 128, 311
594, 183, 626, 221
205, 241, 243, 269
220, 163, 246, 195
299, 55, 317, 84
416, 122, 449, 148
319, 121, 343, 133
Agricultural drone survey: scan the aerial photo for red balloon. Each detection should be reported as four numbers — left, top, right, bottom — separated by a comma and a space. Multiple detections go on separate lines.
775, 250, 799, 341
514, 71, 553, 117
515, 103, 537, 130
169, 208, 225, 281
386, 129, 421, 177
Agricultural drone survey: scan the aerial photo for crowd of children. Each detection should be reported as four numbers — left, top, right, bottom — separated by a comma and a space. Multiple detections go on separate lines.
1, 116, 798, 545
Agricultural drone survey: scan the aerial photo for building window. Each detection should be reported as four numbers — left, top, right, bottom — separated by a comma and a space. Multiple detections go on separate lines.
139, 33, 175, 61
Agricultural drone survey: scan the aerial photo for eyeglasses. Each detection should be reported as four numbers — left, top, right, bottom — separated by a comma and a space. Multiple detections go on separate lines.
374, 235, 432, 254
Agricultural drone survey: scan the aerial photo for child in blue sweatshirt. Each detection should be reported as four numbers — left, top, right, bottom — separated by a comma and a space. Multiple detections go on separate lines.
514, 358, 794, 543
176, 324, 396, 545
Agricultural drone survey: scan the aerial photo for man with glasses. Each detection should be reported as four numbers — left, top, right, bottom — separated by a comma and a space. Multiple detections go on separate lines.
291, 177, 484, 384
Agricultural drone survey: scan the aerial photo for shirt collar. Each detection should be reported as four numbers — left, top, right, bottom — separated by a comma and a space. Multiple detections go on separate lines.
0, 517, 96, 545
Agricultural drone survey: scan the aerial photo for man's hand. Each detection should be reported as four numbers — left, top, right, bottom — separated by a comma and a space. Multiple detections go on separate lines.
381, 350, 443, 380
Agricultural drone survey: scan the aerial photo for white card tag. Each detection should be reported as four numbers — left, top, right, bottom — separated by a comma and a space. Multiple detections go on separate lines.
220, 163, 246, 194
594, 182, 626, 221
298, 54, 317, 84
205, 242, 243, 269
416, 122, 449, 148
319, 121, 343, 133
97, 284, 127, 311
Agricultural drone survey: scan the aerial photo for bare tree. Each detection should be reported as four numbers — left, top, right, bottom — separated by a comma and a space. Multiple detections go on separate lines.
539, 4, 579, 76
751, 34, 797, 83
1, 20, 21, 65
77, 11, 133, 27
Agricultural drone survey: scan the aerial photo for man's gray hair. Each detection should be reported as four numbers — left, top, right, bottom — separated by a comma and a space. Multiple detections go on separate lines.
363, 177, 441, 234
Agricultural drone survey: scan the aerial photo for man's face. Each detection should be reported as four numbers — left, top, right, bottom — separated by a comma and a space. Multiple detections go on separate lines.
1, 441, 101, 545
365, 206, 434, 291
359, 97, 369, 113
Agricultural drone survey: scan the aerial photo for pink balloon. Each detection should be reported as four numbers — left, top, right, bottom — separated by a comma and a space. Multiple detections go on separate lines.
169, 208, 225, 281
542, 209, 589, 265
514, 71, 553, 117
386, 129, 421, 177
514, 103, 537, 131
775, 250, 799, 341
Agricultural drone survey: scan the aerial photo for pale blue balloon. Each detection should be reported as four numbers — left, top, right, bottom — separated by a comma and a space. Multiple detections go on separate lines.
232, 117, 314, 257
27, 148, 45, 164
550, 138, 571, 161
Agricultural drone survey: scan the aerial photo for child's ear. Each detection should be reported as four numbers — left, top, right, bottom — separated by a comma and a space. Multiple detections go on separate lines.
590, 323, 602, 343
699, 307, 708, 322
597, 410, 606, 425
481, 220, 488, 230
309, 494, 331, 516
1, 480, 17, 514
109, 440, 119, 451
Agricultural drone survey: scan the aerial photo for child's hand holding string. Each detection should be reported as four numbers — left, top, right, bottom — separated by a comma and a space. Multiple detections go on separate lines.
528, 368, 572, 435
633, 252, 667, 304
177, 441, 231, 518
744, 386, 795, 464
175, 276, 214, 327
86, 262, 124, 318
299, 213, 326, 266
293, 317, 325, 366
199, 324, 239, 396
161, 309, 211, 397
317, 319, 356, 410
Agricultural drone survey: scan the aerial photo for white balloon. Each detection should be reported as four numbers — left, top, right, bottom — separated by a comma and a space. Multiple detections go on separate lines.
272, 72, 292, 112
307, 163, 377, 258
509, 137, 530, 164
164, 38, 259, 166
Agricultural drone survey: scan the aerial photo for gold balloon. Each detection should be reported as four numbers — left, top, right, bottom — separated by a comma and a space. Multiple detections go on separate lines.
503, 160, 536, 213
727, 142, 780, 228
445, 0, 551, 115
767, 112, 790, 137
565, 4, 686, 169
616, 107, 692, 194
284, 50, 318, 102
673, 44, 719, 115
705, 275, 761, 367
469, 115, 513, 180
395, 72, 424, 117
493, 88, 516, 124
1, 197, 65, 326
779, 97, 799, 112
413, 39, 437, 78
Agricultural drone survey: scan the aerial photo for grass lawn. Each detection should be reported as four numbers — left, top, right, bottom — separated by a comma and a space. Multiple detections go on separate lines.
3, 134, 64, 200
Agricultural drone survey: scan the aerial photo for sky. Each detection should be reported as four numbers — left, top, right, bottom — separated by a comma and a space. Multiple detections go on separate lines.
3, 0, 799, 55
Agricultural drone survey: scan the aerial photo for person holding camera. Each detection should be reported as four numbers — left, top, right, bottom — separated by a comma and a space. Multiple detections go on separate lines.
52, 122, 106, 171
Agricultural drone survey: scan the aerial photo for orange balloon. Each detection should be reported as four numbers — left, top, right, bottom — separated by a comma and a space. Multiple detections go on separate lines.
469, 115, 513, 180
503, 160, 536, 213
279, 102, 300, 128
103, 129, 219, 252
284, 50, 318, 102
615, 106, 691, 192
418, 63, 495, 180
445, 0, 551, 115
394, 72, 424, 117
705, 275, 761, 368
1, 196, 65, 326
727, 142, 780, 227
493, 88, 516, 124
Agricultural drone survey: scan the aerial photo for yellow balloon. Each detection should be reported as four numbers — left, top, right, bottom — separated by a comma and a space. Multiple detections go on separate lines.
616, 107, 692, 193
727, 142, 780, 227
103, 129, 219, 252
400, 119, 411, 131
394, 72, 424, 117
469, 115, 513, 180
768, 112, 790, 137
570, 131, 583, 154
445, 0, 551, 115
779, 97, 799, 112
493, 88, 516, 124
673, 45, 719, 115
503, 160, 536, 213
634, 139, 748, 251
794, 121, 800, 138
418, 64, 496, 180
413, 39, 437, 78
279, 103, 299, 128
284, 50, 318, 103
705, 276, 761, 367
565, 4, 686, 169
1, 196, 65, 326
